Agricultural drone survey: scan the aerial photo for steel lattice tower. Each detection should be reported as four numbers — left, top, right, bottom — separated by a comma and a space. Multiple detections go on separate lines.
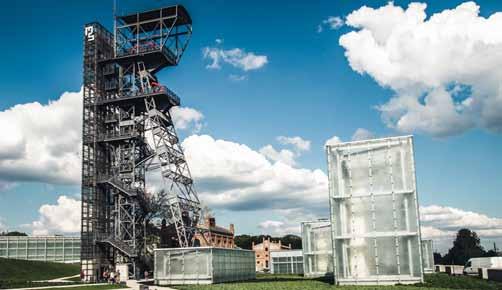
81, 5, 199, 281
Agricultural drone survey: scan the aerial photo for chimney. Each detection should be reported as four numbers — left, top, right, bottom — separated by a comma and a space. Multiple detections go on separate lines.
229, 224, 235, 234
209, 217, 216, 227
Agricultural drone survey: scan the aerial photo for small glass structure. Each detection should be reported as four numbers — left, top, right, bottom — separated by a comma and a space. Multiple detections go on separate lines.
0, 236, 80, 263
327, 135, 423, 285
154, 247, 256, 285
270, 250, 304, 274
301, 220, 333, 277
422, 240, 434, 273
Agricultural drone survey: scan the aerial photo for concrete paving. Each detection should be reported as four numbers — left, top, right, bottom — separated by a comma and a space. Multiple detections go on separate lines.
126, 279, 175, 290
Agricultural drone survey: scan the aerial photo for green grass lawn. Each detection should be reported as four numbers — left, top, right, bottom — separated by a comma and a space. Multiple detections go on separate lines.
0, 258, 80, 280
174, 273, 502, 290
39, 285, 125, 290
419, 274, 502, 290
0, 257, 80, 289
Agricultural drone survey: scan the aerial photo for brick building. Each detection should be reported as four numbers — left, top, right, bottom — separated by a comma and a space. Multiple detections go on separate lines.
194, 217, 235, 248
252, 237, 291, 272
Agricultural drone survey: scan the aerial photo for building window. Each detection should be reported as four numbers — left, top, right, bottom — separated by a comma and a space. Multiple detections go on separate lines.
265, 247, 268, 252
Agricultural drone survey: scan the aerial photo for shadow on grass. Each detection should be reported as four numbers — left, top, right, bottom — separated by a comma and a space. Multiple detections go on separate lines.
412, 273, 502, 290
0, 280, 79, 289
231, 274, 334, 285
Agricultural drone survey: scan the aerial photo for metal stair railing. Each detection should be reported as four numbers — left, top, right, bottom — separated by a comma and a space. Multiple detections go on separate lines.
105, 178, 138, 197
96, 234, 137, 258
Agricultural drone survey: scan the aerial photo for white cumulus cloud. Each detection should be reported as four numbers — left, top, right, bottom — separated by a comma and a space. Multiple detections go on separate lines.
258, 136, 311, 167
32, 195, 81, 236
258, 220, 300, 236
0, 89, 83, 185
203, 46, 268, 71
351, 128, 375, 141
277, 136, 311, 152
324, 135, 342, 147
170, 106, 204, 132
0, 89, 202, 186
340, 1, 502, 137
318, 16, 344, 33
259, 145, 296, 166
182, 135, 329, 213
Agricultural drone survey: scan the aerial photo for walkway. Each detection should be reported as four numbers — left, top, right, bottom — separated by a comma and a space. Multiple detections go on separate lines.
3, 283, 121, 290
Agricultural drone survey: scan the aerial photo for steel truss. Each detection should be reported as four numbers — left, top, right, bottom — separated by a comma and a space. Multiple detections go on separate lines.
81, 5, 199, 282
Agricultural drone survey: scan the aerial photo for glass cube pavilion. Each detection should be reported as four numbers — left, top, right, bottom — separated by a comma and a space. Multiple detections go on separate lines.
327, 135, 423, 285
301, 220, 333, 277
154, 247, 256, 285
0, 236, 80, 263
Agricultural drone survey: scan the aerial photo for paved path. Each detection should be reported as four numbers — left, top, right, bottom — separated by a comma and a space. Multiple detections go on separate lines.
126, 279, 175, 290
36, 274, 81, 283
4, 283, 109, 290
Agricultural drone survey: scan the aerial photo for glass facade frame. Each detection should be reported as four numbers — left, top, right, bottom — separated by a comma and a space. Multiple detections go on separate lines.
0, 236, 80, 263
327, 136, 424, 285
422, 240, 434, 273
154, 247, 256, 285
270, 250, 303, 274
301, 220, 333, 277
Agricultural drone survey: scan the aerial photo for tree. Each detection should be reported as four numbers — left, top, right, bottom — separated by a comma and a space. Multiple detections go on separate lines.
234, 234, 302, 250
442, 228, 486, 265
281, 234, 302, 249
484, 249, 498, 257
433, 252, 442, 264
234, 235, 253, 250
0, 231, 27, 236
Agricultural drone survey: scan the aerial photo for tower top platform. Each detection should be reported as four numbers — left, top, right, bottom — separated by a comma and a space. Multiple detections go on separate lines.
112, 4, 192, 70
116, 4, 192, 32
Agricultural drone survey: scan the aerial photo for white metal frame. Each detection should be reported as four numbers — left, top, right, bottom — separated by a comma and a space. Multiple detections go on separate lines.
422, 239, 435, 273
301, 220, 333, 277
327, 135, 424, 285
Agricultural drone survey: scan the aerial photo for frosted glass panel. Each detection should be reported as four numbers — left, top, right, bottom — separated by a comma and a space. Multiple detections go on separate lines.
155, 247, 255, 285
421, 240, 434, 273
327, 136, 423, 285
377, 237, 399, 276
301, 220, 333, 277
270, 250, 304, 274
0, 236, 80, 263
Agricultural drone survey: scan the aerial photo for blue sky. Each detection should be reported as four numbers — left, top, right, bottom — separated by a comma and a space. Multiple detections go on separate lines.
0, 0, 501, 252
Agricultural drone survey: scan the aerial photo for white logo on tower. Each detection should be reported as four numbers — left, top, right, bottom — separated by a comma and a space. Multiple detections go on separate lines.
84, 26, 95, 42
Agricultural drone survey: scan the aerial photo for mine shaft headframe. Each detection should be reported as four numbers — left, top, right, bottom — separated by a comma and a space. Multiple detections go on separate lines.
114, 4, 192, 72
